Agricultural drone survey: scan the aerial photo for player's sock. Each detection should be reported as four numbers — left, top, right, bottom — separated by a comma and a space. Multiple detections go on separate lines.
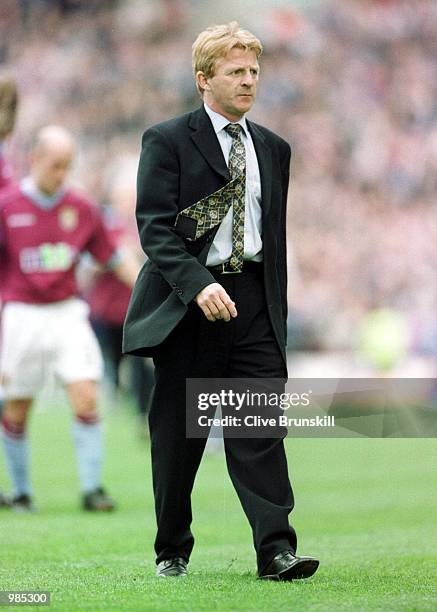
1, 416, 32, 497
72, 414, 103, 494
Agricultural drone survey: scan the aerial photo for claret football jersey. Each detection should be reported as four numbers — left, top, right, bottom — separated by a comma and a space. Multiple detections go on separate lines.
0, 180, 117, 304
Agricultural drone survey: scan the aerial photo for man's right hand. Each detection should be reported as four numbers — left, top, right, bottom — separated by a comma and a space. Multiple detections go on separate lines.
195, 283, 238, 322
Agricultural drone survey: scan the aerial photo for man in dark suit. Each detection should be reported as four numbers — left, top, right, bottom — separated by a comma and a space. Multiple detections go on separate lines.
123, 22, 319, 581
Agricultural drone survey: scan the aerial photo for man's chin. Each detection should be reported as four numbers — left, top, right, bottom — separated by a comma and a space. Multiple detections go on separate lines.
41, 185, 59, 196
235, 99, 254, 113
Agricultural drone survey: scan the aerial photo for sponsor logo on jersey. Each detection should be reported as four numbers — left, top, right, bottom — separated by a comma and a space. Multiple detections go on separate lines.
6, 213, 37, 228
58, 207, 78, 231
19, 243, 76, 273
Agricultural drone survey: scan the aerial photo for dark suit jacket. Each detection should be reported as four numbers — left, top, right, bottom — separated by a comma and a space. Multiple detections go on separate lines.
122, 105, 291, 365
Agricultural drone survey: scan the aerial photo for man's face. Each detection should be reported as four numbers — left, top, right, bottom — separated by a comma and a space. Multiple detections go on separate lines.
200, 47, 259, 121
31, 146, 73, 196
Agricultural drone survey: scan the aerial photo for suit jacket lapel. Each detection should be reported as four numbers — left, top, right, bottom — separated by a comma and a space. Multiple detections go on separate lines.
189, 108, 273, 213
248, 121, 272, 215
189, 107, 230, 181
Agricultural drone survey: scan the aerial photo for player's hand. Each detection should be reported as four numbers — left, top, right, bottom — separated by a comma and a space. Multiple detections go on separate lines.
195, 283, 237, 322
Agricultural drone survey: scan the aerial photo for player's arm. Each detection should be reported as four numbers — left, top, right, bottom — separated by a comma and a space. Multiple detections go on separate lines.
85, 204, 139, 289
107, 247, 139, 288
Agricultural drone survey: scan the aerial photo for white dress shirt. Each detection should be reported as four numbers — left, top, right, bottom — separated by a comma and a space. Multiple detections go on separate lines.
203, 103, 263, 266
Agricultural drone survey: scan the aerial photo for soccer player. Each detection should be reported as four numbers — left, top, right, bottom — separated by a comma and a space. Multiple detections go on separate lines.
0, 125, 137, 512
0, 71, 18, 508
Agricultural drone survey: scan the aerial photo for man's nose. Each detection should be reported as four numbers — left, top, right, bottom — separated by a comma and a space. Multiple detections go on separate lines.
241, 71, 255, 86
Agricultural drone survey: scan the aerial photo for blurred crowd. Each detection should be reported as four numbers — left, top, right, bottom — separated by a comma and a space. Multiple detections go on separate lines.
1, 0, 436, 355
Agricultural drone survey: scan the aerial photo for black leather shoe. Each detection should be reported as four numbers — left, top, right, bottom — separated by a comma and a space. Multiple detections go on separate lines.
82, 487, 116, 512
259, 550, 319, 581
156, 557, 188, 577
11, 494, 36, 513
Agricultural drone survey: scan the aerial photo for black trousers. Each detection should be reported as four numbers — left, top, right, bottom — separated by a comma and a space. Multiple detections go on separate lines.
149, 267, 297, 572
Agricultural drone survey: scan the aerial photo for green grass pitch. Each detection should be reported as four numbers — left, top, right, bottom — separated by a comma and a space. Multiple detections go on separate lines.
0, 396, 436, 611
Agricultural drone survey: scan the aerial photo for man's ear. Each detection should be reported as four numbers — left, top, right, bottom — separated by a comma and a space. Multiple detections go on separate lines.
196, 71, 210, 92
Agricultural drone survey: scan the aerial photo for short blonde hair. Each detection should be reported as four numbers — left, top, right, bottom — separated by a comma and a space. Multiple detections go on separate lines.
192, 21, 263, 96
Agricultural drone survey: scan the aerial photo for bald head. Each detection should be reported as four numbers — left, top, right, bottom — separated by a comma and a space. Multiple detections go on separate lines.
33, 125, 75, 156
31, 125, 75, 195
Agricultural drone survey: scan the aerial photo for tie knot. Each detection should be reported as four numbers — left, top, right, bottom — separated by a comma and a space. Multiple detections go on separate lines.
225, 123, 243, 140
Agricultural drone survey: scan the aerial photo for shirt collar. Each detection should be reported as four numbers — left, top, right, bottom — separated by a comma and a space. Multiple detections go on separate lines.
204, 103, 248, 138
20, 176, 65, 210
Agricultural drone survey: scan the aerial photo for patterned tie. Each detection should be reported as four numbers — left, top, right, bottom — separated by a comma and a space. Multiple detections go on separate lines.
224, 123, 246, 271
174, 123, 246, 272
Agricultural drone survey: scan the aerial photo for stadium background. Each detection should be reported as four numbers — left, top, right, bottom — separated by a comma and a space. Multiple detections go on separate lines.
2, 0, 436, 376
1, 1, 436, 610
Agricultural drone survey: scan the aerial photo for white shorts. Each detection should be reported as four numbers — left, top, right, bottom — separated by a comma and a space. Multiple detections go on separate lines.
0, 299, 103, 399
